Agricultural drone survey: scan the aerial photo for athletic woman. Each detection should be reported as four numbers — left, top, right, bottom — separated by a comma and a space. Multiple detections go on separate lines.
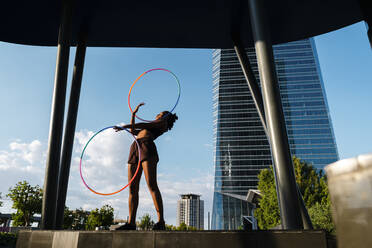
114, 103, 178, 230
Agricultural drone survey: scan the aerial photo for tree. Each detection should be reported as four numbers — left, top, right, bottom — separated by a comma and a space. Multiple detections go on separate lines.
99, 205, 114, 228
164, 223, 198, 231
85, 205, 114, 230
308, 198, 335, 233
293, 157, 329, 207
177, 222, 188, 231
86, 209, 100, 230
176, 222, 198, 231
254, 157, 334, 231
63, 206, 74, 230
254, 167, 281, 229
71, 208, 90, 230
137, 214, 154, 230
165, 224, 176, 230
7, 181, 42, 226
11, 212, 26, 227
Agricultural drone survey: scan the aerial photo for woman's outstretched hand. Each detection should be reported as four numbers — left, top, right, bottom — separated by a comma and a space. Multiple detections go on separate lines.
133, 102, 145, 113
113, 126, 123, 132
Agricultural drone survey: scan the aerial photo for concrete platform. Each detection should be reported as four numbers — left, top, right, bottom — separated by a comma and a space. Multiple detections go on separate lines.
16, 230, 336, 248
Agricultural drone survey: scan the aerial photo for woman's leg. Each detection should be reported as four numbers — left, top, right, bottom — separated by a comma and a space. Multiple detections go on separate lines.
142, 161, 164, 223
128, 163, 142, 225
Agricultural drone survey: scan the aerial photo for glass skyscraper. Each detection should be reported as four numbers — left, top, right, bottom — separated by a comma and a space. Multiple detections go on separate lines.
211, 38, 339, 230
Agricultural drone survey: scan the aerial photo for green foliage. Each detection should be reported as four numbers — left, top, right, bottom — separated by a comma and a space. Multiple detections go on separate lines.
71, 208, 89, 230
86, 210, 100, 231
164, 223, 199, 231
99, 205, 114, 227
7, 181, 43, 226
178, 222, 188, 230
308, 200, 335, 233
188, 226, 198, 231
293, 157, 329, 207
176, 222, 198, 231
11, 211, 27, 227
0, 192, 3, 208
85, 205, 114, 230
146, 221, 198, 231
0, 232, 17, 246
254, 157, 334, 231
254, 168, 281, 229
137, 214, 154, 230
165, 224, 176, 230
63, 206, 74, 230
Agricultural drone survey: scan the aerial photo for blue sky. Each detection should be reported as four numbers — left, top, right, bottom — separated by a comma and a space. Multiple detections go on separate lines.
0, 21, 371, 226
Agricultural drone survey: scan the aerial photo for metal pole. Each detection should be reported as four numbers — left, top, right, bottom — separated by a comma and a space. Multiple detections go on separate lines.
234, 39, 313, 229
297, 186, 313, 229
41, 0, 73, 230
208, 212, 210, 230
55, 38, 87, 229
247, 0, 303, 229
234, 39, 283, 224
233, 39, 267, 135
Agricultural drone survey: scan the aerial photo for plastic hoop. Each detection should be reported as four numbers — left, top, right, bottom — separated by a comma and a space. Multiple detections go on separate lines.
128, 68, 181, 122
79, 126, 141, 196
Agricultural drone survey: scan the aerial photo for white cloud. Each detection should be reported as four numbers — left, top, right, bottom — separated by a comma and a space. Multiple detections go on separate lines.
0, 130, 215, 226
0, 139, 46, 213
0, 139, 45, 173
73, 129, 133, 194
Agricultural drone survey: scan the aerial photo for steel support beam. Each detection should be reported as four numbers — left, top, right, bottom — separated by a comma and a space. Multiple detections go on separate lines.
233, 39, 284, 226
247, 0, 303, 229
233, 39, 267, 135
41, 0, 73, 230
233, 37, 313, 229
55, 38, 87, 230
297, 186, 313, 229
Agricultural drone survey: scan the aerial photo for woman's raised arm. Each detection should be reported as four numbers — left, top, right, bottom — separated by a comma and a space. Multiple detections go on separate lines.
114, 102, 145, 134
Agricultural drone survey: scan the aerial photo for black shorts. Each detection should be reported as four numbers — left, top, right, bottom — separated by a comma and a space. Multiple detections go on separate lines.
127, 138, 159, 165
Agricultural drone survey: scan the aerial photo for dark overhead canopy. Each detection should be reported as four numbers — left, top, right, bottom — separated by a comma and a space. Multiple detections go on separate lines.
0, 0, 363, 48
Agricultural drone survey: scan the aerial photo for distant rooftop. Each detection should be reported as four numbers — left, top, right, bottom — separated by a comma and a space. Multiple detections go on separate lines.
180, 194, 201, 199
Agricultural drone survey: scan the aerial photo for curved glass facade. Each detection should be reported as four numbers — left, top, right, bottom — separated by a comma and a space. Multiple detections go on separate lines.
211, 38, 339, 230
